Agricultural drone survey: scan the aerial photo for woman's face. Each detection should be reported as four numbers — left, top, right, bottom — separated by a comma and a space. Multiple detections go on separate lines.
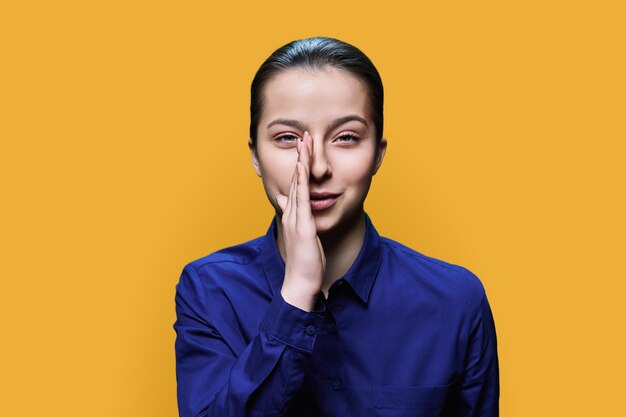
250, 66, 386, 235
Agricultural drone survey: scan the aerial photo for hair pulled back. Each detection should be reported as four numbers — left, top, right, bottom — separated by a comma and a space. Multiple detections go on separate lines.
249, 37, 384, 147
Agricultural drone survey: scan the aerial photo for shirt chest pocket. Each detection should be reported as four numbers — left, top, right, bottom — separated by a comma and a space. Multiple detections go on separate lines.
371, 380, 456, 417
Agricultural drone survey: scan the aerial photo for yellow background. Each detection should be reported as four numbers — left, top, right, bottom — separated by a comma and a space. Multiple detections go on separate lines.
1, 1, 624, 415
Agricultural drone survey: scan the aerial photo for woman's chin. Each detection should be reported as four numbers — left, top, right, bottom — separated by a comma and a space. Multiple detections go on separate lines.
312, 212, 338, 235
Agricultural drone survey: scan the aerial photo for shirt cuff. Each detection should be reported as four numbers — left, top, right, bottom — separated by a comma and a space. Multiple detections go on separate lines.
261, 291, 327, 353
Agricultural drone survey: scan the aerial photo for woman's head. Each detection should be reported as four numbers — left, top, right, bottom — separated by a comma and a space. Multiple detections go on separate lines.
249, 37, 387, 235
249, 37, 384, 148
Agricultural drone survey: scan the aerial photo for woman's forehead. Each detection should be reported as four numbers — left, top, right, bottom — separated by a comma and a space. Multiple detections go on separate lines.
260, 67, 371, 125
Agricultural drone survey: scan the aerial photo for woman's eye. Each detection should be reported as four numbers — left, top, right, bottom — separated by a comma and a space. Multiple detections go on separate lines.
276, 134, 299, 143
335, 133, 359, 143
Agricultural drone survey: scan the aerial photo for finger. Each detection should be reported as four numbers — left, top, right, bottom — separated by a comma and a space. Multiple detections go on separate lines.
297, 132, 306, 175
306, 131, 314, 168
297, 132, 302, 155
317, 236, 326, 269
287, 163, 298, 223
301, 131, 311, 177
296, 131, 307, 183
296, 161, 312, 222
284, 165, 298, 220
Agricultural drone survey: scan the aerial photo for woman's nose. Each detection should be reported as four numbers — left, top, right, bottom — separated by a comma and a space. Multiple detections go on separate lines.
309, 134, 331, 181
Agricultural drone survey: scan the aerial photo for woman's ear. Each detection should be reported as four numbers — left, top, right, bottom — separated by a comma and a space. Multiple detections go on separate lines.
249, 138, 262, 177
373, 137, 387, 175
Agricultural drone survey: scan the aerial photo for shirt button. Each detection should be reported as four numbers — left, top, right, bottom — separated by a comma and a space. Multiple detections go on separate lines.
327, 323, 336, 333
332, 380, 342, 390
305, 325, 317, 336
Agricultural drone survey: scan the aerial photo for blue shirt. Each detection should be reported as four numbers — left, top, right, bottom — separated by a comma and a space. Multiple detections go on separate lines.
174, 214, 499, 417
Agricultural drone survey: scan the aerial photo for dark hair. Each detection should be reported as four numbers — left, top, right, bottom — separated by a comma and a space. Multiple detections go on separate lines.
249, 37, 384, 147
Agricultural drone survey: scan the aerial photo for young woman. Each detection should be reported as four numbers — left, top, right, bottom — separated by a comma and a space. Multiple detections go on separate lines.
174, 37, 499, 417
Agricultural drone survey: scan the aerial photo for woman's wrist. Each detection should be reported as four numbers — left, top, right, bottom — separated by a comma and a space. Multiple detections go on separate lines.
280, 282, 320, 312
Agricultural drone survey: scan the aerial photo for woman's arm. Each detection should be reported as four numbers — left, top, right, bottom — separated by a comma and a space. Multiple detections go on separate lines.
455, 278, 500, 416
174, 265, 325, 417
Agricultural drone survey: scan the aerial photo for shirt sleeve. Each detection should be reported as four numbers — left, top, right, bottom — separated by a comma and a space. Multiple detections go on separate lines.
456, 280, 500, 417
174, 264, 326, 417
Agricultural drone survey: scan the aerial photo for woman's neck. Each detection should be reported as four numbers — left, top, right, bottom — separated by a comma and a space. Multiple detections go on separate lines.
318, 211, 366, 293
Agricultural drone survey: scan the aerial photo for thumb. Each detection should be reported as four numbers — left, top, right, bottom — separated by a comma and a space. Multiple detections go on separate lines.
275, 194, 288, 214
317, 236, 326, 271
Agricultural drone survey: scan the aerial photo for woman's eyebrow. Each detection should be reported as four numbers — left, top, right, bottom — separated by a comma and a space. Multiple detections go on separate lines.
266, 118, 308, 131
327, 115, 368, 131
266, 115, 368, 132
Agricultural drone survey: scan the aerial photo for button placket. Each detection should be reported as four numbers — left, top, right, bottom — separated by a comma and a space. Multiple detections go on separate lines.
327, 322, 337, 334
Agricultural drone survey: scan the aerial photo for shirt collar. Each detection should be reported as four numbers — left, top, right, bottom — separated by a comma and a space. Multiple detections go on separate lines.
261, 212, 383, 304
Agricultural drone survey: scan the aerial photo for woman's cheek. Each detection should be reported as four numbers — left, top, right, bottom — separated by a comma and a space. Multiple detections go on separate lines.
268, 162, 293, 196
337, 155, 372, 181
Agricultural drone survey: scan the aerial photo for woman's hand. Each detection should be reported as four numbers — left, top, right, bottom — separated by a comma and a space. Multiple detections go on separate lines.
275, 131, 326, 311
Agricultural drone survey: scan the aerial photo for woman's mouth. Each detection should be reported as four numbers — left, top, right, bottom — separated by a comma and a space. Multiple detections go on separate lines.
309, 192, 340, 211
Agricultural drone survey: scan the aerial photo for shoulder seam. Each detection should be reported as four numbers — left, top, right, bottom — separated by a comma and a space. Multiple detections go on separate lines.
187, 239, 264, 270
380, 237, 466, 274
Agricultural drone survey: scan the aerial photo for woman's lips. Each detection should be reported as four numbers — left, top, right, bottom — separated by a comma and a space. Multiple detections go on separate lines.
309, 192, 340, 211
